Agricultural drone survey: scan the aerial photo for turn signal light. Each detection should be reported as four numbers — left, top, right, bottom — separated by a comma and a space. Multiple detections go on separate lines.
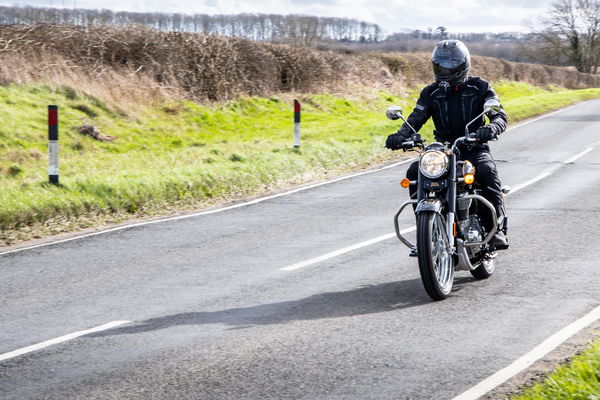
400, 178, 411, 188
464, 174, 475, 185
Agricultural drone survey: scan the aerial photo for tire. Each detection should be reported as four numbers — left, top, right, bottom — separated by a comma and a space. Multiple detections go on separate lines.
417, 212, 454, 300
470, 253, 496, 279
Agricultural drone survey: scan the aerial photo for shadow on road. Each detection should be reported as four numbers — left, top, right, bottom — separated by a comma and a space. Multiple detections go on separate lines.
90, 278, 437, 336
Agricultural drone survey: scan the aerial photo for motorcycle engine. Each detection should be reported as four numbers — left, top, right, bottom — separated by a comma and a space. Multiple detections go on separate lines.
464, 216, 483, 244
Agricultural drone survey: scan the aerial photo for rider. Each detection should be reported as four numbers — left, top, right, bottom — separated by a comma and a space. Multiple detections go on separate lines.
385, 39, 509, 249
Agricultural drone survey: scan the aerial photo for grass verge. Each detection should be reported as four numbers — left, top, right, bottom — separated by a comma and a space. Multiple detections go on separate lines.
511, 338, 600, 399
1, 81, 599, 245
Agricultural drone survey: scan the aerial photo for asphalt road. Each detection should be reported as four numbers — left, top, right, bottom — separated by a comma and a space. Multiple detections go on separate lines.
1, 100, 600, 399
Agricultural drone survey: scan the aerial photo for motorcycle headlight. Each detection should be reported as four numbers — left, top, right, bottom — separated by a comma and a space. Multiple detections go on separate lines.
419, 150, 449, 179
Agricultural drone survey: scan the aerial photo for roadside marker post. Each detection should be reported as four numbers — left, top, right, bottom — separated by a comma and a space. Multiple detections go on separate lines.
294, 99, 301, 148
48, 105, 59, 185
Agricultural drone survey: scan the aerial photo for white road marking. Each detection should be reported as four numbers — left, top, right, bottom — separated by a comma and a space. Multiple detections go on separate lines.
564, 147, 594, 164
511, 146, 595, 194
280, 228, 416, 271
0, 320, 131, 363
509, 170, 556, 195
450, 305, 600, 400
505, 102, 582, 131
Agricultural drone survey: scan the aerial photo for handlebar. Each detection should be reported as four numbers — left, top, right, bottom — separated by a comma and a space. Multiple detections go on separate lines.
451, 135, 477, 151
394, 131, 482, 153
400, 137, 425, 151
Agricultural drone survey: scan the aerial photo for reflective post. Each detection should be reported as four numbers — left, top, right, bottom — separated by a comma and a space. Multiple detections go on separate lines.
48, 105, 59, 185
293, 99, 301, 148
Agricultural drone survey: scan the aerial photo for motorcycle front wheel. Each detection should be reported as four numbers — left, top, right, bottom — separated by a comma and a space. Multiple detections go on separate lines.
417, 211, 454, 300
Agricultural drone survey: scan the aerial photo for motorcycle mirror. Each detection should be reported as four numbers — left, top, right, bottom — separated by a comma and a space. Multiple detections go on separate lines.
386, 105, 403, 121
483, 98, 501, 113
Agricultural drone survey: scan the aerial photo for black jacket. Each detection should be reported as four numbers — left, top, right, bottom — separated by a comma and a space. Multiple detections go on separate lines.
398, 76, 508, 152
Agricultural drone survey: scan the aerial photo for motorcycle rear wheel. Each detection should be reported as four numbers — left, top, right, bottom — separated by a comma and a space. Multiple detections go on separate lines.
417, 212, 454, 300
470, 253, 496, 279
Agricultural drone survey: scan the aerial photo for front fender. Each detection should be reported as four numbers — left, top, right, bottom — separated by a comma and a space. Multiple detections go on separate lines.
415, 199, 443, 214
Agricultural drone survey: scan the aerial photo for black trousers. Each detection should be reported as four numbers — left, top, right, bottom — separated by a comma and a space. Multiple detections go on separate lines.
406, 150, 505, 231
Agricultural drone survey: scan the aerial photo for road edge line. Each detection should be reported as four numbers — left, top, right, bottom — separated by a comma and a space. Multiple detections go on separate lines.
450, 305, 600, 400
1, 159, 417, 256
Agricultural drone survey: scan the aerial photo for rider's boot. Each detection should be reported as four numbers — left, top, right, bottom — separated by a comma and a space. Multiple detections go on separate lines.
491, 231, 509, 250
491, 213, 509, 250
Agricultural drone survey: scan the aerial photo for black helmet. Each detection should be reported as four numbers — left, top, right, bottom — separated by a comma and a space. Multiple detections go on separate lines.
431, 40, 471, 86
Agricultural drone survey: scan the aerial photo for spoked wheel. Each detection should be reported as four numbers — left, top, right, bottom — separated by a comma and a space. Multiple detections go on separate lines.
417, 212, 454, 300
471, 252, 496, 279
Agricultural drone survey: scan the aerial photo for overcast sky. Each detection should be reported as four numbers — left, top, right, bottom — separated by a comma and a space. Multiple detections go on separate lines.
0, 0, 551, 33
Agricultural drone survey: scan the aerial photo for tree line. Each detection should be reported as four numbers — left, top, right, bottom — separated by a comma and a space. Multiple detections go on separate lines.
387, 29, 529, 43
0, 6, 382, 45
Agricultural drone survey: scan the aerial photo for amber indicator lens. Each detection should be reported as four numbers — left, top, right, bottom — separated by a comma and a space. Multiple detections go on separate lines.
400, 179, 411, 188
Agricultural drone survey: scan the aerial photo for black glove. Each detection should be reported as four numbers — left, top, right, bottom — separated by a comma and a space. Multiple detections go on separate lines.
474, 126, 496, 143
385, 132, 410, 150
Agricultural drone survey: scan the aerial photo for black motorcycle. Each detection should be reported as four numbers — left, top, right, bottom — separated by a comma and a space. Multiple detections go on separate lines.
386, 99, 509, 300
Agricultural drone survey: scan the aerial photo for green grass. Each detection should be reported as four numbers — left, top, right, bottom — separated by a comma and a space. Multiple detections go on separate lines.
1, 81, 599, 243
511, 338, 600, 399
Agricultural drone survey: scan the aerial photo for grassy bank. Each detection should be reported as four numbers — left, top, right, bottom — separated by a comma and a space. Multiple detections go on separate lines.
1, 81, 600, 244
511, 338, 600, 399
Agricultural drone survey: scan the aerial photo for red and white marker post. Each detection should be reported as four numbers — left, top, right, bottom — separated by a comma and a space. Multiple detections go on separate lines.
293, 99, 301, 148
48, 105, 59, 185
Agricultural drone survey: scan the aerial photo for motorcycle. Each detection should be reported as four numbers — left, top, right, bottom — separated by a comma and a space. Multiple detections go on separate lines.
386, 99, 509, 300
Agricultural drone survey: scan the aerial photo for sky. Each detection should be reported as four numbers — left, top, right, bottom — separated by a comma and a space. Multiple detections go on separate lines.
0, 0, 552, 33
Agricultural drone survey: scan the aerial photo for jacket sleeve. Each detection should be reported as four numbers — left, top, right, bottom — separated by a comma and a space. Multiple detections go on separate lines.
483, 82, 508, 136
397, 87, 431, 137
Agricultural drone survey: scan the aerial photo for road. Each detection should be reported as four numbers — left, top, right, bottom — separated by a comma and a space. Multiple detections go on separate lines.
1, 100, 600, 399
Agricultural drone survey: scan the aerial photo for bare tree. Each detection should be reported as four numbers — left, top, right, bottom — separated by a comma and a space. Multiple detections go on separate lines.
532, 0, 600, 73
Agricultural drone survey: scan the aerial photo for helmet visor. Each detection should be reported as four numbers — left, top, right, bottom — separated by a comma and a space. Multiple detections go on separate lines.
433, 62, 466, 80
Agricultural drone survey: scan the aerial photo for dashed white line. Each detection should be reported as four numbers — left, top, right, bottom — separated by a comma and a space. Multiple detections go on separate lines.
0, 320, 131, 363
509, 170, 556, 195
450, 305, 600, 400
564, 147, 594, 164
511, 146, 594, 194
280, 228, 415, 271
